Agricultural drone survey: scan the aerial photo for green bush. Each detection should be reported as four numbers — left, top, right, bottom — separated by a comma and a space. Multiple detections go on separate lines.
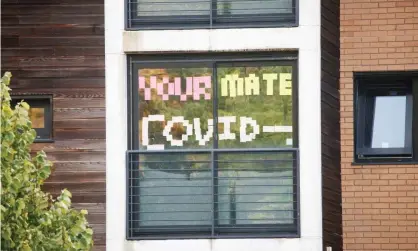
1, 72, 94, 251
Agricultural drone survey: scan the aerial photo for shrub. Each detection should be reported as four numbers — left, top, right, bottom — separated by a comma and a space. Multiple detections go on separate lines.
1, 72, 94, 251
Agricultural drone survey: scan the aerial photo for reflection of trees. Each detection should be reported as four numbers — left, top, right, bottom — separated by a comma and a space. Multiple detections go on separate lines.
138, 66, 295, 223
139, 65, 293, 150
139, 68, 213, 150
217, 65, 293, 149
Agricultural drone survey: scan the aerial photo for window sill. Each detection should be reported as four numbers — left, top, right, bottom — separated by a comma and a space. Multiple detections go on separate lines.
352, 161, 418, 166
34, 139, 54, 143
127, 232, 300, 240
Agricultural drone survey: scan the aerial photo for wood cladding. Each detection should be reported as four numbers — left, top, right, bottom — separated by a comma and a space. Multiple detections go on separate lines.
1, 0, 105, 249
321, 0, 342, 250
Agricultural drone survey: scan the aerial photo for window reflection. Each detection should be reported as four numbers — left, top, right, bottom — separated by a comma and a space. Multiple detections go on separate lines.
28, 108, 45, 129
371, 96, 406, 149
217, 0, 293, 16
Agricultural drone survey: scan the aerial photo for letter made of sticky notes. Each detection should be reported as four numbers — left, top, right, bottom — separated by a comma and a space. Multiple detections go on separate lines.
245, 74, 260, 95
193, 76, 212, 100
221, 75, 244, 97
263, 73, 278, 96
142, 115, 165, 150
279, 73, 292, 96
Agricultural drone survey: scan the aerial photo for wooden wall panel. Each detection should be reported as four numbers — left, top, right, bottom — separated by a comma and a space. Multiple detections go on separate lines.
1, 0, 106, 249
321, 0, 342, 250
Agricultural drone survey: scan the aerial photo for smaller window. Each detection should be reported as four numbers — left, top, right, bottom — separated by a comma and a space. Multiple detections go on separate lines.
355, 73, 418, 163
11, 95, 53, 142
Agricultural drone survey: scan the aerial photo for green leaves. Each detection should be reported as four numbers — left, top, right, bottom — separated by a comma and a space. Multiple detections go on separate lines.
1, 72, 94, 251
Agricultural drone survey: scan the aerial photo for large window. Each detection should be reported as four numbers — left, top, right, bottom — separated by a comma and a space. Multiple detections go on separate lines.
127, 53, 299, 239
355, 72, 418, 163
127, 0, 297, 29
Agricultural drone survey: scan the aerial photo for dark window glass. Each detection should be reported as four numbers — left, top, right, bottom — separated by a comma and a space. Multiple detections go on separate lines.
217, 152, 295, 227
137, 153, 212, 227
127, 54, 299, 239
128, 0, 296, 29
11, 96, 53, 142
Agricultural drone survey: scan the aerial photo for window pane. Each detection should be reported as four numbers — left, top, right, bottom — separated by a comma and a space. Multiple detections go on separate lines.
137, 0, 209, 16
217, 64, 293, 148
217, 0, 293, 16
138, 67, 213, 150
371, 96, 407, 148
137, 153, 212, 226
29, 108, 45, 128
217, 152, 295, 225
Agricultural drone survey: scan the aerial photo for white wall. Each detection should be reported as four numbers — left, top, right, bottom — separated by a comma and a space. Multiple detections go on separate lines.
105, 0, 322, 250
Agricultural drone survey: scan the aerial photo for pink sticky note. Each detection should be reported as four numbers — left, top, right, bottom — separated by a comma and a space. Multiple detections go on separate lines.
150, 76, 157, 89
139, 76, 151, 100
193, 76, 211, 100
180, 77, 193, 101
174, 77, 181, 95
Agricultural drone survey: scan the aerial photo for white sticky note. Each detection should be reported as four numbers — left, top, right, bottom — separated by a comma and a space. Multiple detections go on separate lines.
262, 126, 276, 133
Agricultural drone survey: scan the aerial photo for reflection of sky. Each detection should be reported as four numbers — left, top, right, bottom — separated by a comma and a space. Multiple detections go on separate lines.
371, 96, 406, 148
139, 166, 293, 226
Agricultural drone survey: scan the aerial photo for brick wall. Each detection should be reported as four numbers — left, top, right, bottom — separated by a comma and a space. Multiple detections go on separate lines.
341, 0, 418, 250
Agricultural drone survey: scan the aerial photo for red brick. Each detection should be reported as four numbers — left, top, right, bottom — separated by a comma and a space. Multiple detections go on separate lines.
341, 1, 418, 249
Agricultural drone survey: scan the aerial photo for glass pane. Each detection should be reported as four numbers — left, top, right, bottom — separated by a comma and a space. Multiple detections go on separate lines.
29, 108, 45, 128
137, 0, 209, 16
371, 96, 407, 148
217, 0, 293, 16
217, 64, 293, 148
137, 153, 212, 226
138, 67, 213, 150
217, 152, 295, 225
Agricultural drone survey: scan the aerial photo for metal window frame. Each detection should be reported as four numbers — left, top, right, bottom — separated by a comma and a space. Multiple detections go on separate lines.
10, 95, 53, 143
354, 72, 416, 163
127, 52, 300, 239
125, 0, 298, 30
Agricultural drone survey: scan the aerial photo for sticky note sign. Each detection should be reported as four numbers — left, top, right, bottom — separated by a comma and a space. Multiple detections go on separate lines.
142, 115, 292, 150
139, 72, 292, 101
221, 73, 292, 97
139, 76, 211, 101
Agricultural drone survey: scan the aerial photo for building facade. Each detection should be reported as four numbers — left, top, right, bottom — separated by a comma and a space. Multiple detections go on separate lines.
341, 0, 418, 250
2, 0, 341, 250
107, 0, 341, 250
1, 0, 106, 250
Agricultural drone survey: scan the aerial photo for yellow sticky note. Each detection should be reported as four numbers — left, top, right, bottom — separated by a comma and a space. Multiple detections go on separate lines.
221, 74, 243, 97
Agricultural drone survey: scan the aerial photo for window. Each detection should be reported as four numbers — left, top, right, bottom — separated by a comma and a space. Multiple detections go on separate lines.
127, 0, 297, 29
11, 95, 53, 142
127, 53, 299, 239
355, 72, 418, 163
